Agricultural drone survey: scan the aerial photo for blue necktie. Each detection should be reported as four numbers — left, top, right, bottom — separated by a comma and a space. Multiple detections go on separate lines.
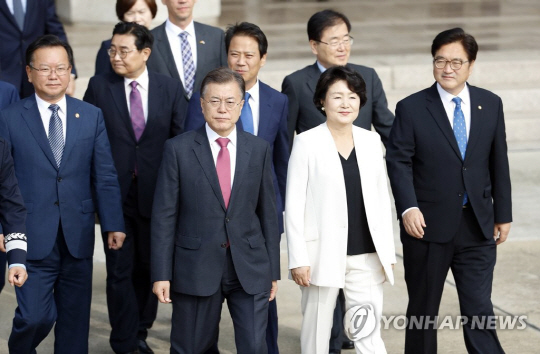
241, 92, 254, 134
452, 97, 468, 205
48, 104, 65, 168
179, 32, 195, 99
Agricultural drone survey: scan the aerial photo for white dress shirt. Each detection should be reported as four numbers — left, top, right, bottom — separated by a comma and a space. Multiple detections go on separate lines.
246, 80, 260, 136
35, 94, 67, 141
124, 67, 149, 122
437, 83, 471, 139
205, 124, 237, 189
165, 19, 197, 89
5, 0, 27, 14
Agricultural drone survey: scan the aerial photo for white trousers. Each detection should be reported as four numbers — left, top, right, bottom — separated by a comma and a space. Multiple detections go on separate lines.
300, 253, 387, 354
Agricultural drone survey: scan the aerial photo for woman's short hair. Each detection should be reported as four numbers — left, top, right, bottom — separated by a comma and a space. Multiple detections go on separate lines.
116, 0, 157, 21
313, 66, 367, 115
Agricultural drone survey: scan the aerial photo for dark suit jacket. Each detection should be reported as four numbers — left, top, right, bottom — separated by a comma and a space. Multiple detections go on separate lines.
0, 95, 124, 260
0, 0, 76, 97
385, 83, 512, 243
282, 62, 394, 148
0, 81, 19, 109
151, 128, 280, 296
147, 21, 227, 102
184, 81, 289, 232
94, 39, 114, 76
83, 71, 186, 217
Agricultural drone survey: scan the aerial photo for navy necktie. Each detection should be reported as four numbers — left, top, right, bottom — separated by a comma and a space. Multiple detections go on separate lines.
48, 104, 64, 168
452, 97, 468, 205
12, 0, 25, 31
241, 92, 254, 134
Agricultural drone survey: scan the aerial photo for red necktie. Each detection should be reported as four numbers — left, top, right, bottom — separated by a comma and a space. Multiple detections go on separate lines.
216, 138, 231, 208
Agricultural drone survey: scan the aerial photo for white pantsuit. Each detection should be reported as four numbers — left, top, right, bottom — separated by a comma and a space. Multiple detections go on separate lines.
286, 123, 396, 354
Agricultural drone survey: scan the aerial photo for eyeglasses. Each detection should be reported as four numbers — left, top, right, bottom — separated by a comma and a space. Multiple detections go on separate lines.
202, 98, 243, 111
107, 48, 136, 59
317, 35, 354, 48
29, 65, 70, 76
433, 58, 469, 70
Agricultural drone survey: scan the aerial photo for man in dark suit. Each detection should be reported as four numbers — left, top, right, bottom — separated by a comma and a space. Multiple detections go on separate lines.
282, 9, 394, 150
0, 35, 125, 354
386, 28, 511, 354
84, 22, 185, 354
147, 0, 227, 105
152, 67, 280, 354
0, 0, 77, 98
185, 22, 288, 354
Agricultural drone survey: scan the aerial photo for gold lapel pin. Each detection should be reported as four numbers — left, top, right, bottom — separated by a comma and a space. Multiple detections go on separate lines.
478, 106, 482, 110
75, 113, 80, 118
199, 40, 205, 44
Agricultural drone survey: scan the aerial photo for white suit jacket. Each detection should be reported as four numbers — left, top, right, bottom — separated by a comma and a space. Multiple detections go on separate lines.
285, 123, 396, 287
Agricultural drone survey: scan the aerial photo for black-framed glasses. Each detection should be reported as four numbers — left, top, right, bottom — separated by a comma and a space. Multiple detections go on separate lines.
317, 35, 354, 48
202, 98, 243, 111
29, 65, 70, 76
433, 58, 469, 70
107, 48, 136, 59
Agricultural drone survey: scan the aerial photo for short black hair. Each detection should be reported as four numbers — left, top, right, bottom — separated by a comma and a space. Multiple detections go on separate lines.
112, 21, 154, 51
307, 9, 351, 42
26, 35, 74, 67
225, 22, 268, 57
313, 66, 367, 115
431, 27, 478, 62
200, 67, 245, 99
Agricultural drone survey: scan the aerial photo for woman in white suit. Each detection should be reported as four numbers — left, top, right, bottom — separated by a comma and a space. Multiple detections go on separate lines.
286, 66, 396, 354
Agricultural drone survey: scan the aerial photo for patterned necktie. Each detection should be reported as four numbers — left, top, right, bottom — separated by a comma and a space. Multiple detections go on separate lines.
48, 104, 64, 168
240, 92, 254, 134
452, 97, 468, 205
179, 31, 195, 99
13, 0, 25, 31
130, 81, 146, 141
216, 138, 231, 208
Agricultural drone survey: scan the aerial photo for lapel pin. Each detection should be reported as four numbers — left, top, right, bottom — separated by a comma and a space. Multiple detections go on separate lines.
199, 40, 205, 44
478, 106, 482, 110
75, 113, 80, 118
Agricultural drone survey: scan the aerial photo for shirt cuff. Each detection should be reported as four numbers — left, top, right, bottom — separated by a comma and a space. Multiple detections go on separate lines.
402, 207, 419, 218
8, 263, 26, 270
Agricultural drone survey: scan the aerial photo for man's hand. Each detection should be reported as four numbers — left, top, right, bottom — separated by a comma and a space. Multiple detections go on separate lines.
153, 281, 172, 303
0, 233, 5, 252
291, 266, 311, 287
66, 74, 76, 96
8, 266, 27, 287
403, 208, 426, 239
269, 280, 278, 301
494, 223, 511, 245
107, 232, 126, 250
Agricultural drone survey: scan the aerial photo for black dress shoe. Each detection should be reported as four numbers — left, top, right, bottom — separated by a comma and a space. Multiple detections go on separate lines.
329, 350, 341, 354
138, 339, 154, 354
342, 340, 355, 349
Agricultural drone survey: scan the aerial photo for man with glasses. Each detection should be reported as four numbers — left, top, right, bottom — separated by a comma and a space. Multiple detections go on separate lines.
386, 28, 511, 354
84, 22, 185, 354
282, 9, 394, 150
0, 34, 125, 354
152, 67, 280, 354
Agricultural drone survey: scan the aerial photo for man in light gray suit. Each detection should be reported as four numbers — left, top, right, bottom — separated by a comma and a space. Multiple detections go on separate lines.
147, 0, 226, 105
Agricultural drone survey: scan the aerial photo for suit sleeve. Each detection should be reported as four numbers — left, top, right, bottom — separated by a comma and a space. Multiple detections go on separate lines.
385, 100, 418, 217
219, 30, 227, 67
281, 75, 299, 151
170, 81, 187, 137
82, 77, 96, 105
257, 143, 281, 281
151, 139, 180, 282
489, 97, 512, 223
273, 95, 289, 211
92, 109, 125, 232
45, 0, 77, 77
284, 136, 311, 269
184, 93, 206, 132
368, 68, 394, 147
0, 140, 26, 266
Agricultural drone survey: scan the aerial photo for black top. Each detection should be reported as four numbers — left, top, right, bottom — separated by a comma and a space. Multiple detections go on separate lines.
339, 148, 377, 255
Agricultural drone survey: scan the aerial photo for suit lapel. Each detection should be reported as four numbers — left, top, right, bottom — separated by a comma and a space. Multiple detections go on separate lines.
257, 82, 272, 138
305, 62, 320, 96
142, 71, 160, 141
0, 0, 21, 31
425, 84, 463, 160
193, 128, 227, 211
154, 23, 181, 81
229, 131, 251, 210
465, 85, 483, 161
194, 22, 209, 92
109, 75, 137, 142
60, 96, 83, 169
21, 97, 58, 169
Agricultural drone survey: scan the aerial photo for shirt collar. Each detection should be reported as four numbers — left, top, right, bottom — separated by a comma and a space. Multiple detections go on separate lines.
436, 82, 470, 106
246, 79, 259, 102
165, 18, 196, 38
124, 67, 149, 91
205, 123, 237, 147
316, 61, 327, 73
35, 94, 67, 115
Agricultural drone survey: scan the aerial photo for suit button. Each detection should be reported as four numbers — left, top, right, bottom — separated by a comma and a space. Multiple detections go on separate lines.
54, 201, 59, 206
221, 243, 227, 248
225, 218, 230, 223
462, 167, 467, 171
136, 145, 139, 149
458, 193, 463, 197
57, 177, 62, 182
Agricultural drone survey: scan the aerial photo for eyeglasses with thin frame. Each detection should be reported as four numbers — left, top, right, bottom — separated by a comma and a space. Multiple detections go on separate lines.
317, 35, 354, 48
433, 58, 469, 70
29, 65, 70, 76
202, 97, 243, 111
107, 48, 136, 59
